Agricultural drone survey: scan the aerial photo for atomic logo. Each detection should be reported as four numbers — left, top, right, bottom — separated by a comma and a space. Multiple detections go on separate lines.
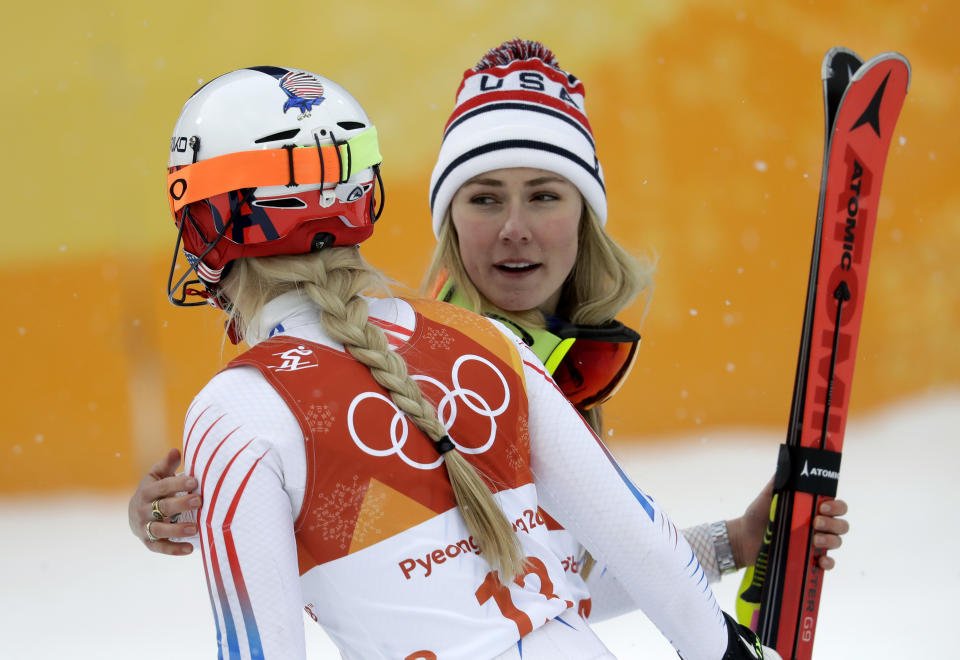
800, 459, 840, 481
347, 354, 510, 470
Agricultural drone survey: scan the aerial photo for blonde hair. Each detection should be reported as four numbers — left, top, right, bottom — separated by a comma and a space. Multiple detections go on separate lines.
422, 204, 655, 434
423, 204, 653, 580
222, 249, 525, 581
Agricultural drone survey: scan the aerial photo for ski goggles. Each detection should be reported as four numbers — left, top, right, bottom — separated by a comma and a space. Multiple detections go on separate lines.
538, 319, 641, 410
432, 277, 640, 409
166, 126, 382, 214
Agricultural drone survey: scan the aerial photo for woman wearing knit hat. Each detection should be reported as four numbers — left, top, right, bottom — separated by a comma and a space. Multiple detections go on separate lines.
422, 38, 849, 622
129, 39, 845, 649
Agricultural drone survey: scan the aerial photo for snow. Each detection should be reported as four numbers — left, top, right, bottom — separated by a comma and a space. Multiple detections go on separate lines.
1, 390, 956, 659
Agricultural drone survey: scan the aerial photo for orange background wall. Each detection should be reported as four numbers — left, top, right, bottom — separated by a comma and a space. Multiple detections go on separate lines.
2, 1, 956, 493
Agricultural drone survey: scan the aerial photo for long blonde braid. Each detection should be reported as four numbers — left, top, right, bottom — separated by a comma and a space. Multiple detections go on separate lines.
224, 249, 525, 581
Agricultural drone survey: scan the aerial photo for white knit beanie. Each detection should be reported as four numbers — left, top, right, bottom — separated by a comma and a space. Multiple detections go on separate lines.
429, 39, 606, 238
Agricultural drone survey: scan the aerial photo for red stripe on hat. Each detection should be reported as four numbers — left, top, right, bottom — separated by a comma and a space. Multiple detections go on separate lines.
444, 89, 593, 135
455, 59, 585, 97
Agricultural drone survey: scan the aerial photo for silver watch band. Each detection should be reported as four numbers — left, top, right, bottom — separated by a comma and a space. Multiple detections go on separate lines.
710, 520, 737, 575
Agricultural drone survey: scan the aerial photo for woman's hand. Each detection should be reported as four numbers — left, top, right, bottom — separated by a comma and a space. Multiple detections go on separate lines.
728, 477, 850, 571
128, 448, 201, 555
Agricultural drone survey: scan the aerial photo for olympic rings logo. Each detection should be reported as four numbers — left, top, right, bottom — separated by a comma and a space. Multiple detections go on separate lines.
346, 354, 510, 470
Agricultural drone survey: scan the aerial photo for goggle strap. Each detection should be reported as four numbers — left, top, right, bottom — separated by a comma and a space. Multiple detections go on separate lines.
166, 127, 381, 213
552, 320, 641, 343
543, 337, 576, 374
371, 164, 385, 221
428, 270, 453, 302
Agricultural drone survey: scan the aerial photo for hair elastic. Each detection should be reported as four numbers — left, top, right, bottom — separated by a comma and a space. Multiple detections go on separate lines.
434, 435, 455, 454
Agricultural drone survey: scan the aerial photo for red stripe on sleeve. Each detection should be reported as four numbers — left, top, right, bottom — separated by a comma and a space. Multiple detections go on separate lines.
369, 317, 413, 338
187, 412, 226, 478
523, 358, 601, 443
201, 439, 256, 631
183, 406, 211, 470
222, 450, 271, 630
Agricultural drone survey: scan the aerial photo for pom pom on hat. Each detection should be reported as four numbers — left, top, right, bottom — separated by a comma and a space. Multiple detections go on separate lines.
429, 39, 606, 238
473, 38, 560, 71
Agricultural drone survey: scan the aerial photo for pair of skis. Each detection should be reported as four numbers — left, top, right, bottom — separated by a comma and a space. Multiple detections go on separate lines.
734, 48, 910, 659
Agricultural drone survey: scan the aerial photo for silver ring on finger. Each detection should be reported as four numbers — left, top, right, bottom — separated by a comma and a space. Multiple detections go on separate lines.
145, 520, 160, 543
151, 498, 166, 521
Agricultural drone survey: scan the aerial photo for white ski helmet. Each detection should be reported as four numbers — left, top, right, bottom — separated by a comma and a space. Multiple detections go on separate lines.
165, 66, 384, 305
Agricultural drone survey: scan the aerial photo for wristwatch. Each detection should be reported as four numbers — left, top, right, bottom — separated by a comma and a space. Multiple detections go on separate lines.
710, 520, 737, 575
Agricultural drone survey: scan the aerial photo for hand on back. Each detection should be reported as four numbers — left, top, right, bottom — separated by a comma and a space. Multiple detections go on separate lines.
128, 448, 201, 555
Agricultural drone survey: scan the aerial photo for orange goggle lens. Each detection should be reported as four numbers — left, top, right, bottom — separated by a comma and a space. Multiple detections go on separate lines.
550, 324, 640, 410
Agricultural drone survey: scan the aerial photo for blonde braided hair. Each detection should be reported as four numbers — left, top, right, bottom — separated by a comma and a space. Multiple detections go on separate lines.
222, 248, 525, 581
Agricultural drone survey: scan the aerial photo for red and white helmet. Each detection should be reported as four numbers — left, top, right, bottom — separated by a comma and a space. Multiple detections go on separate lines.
165, 66, 384, 305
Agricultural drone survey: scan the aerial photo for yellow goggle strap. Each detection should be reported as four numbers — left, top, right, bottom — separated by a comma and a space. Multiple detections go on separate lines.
166, 126, 381, 214
541, 337, 576, 374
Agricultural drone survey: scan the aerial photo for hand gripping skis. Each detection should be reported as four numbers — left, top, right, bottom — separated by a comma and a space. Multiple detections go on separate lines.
734, 48, 910, 659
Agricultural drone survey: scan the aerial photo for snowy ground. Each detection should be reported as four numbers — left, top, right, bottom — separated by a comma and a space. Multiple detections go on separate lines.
2, 390, 956, 659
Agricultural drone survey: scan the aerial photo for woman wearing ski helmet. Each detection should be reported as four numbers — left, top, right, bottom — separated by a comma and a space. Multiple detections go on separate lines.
154, 64, 779, 659
164, 65, 384, 310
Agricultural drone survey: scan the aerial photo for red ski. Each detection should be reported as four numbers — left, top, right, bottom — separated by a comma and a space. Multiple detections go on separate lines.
752, 49, 910, 659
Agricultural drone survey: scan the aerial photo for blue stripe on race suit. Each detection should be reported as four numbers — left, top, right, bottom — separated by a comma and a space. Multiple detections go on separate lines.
208, 580, 224, 660
685, 549, 708, 586
555, 615, 576, 630
517, 355, 654, 521
594, 441, 656, 522
217, 580, 241, 658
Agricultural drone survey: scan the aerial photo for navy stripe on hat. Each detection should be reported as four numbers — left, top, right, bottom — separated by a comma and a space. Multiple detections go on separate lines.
442, 101, 596, 151
430, 139, 605, 212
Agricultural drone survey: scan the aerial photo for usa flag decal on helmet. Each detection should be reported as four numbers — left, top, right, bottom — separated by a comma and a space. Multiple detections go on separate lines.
280, 71, 325, 119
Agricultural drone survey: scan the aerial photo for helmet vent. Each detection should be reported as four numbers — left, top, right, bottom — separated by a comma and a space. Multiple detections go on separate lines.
252, 197, 307, 209
254, 129, 301, 144
336, 121, 366, 130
